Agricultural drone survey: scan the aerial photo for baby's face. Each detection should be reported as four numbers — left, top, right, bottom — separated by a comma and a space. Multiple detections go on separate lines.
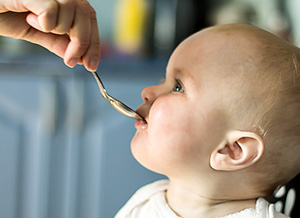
131, 28, 237, 177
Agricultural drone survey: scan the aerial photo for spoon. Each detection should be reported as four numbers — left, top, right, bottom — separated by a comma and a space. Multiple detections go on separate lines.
91, 71, 144, 120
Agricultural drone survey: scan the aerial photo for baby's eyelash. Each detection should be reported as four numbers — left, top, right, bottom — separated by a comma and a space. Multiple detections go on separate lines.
160, 78, 166, 84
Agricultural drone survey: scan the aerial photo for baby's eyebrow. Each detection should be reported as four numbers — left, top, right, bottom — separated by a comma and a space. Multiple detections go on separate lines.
174, 67, 186, 78
166, 66, 187, 79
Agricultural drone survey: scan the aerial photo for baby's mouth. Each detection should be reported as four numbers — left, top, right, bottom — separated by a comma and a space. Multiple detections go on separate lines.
139, 116, 147, 123
135, 111, 148, 129
135, 108, 147, 123
135, 119, 148, 130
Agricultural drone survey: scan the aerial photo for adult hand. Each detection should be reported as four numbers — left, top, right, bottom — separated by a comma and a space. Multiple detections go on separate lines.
0, 0, 100, 71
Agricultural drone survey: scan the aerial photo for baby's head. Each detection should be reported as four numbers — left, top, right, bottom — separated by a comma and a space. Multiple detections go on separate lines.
132, 23, 300, 199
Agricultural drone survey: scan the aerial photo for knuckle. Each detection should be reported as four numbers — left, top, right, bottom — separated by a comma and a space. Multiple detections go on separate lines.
90, 7, 97, 21
77, 0, 93, 16
61, 0, 75, 5
60, 0, 76, 9
76, 39, 90, 52
91, 40, 101, 51
41, 1, 59, 31
43, 1, 59, 16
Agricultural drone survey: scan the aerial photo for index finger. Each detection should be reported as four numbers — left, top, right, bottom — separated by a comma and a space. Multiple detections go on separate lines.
16, 0, 59, 31
81, 7, 101, 71
64, 0, 100, 69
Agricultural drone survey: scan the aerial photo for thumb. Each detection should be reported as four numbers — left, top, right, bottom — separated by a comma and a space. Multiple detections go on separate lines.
13, 0, 58, 32
26, 13, 45, 32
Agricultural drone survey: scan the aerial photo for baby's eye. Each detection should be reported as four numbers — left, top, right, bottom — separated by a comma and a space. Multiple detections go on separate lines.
173, 81, 184, 92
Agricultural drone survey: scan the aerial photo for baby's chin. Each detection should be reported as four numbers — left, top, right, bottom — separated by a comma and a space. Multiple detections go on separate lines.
130, 128, 146, 151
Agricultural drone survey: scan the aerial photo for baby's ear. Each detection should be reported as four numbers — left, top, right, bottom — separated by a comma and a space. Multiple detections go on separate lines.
210, 131, 264, 171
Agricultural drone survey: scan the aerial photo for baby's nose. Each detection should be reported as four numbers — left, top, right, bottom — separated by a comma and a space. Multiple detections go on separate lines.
142, 84, 170, 104
141, 85, 157, 104
141, 84, 168, 104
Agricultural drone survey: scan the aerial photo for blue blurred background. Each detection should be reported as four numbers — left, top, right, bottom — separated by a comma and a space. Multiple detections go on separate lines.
1, 0, 300, 217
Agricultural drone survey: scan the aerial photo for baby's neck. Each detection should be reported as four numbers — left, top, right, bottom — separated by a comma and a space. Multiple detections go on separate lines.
166, 181, 256, 218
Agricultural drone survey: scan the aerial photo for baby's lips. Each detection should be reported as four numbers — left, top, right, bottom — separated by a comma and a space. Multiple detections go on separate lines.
136, 108, 147, 122
136, 113, 148, 123
135, 119, 148, 130
135, 109, 146, 122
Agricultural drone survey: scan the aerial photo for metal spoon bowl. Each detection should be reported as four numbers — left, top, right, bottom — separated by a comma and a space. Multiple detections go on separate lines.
91, 71, 144, 120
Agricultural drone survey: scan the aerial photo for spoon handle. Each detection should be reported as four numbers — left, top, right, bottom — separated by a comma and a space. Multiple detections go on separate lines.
91, 71, 107, 99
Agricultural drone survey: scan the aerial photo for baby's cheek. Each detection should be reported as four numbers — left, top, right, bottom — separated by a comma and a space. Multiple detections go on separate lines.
149, 101, 199, 160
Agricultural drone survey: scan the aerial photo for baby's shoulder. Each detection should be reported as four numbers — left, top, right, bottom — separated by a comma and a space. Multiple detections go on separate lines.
126, 180, 169, 204
115, 180, 169, 218
134, 180, 169, 196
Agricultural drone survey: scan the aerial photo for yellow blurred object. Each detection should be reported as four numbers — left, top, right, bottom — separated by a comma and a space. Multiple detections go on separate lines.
114, 0, 148, 54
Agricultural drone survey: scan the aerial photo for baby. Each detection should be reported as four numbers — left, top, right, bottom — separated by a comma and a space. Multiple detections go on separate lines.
115, 23, 300, 218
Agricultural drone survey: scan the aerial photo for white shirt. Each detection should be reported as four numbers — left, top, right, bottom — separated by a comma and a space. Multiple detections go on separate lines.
115, 180, 289, 218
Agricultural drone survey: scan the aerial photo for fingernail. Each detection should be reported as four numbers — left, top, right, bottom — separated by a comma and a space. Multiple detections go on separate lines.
68, 58, 80, 68
89, 57, 99, 71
